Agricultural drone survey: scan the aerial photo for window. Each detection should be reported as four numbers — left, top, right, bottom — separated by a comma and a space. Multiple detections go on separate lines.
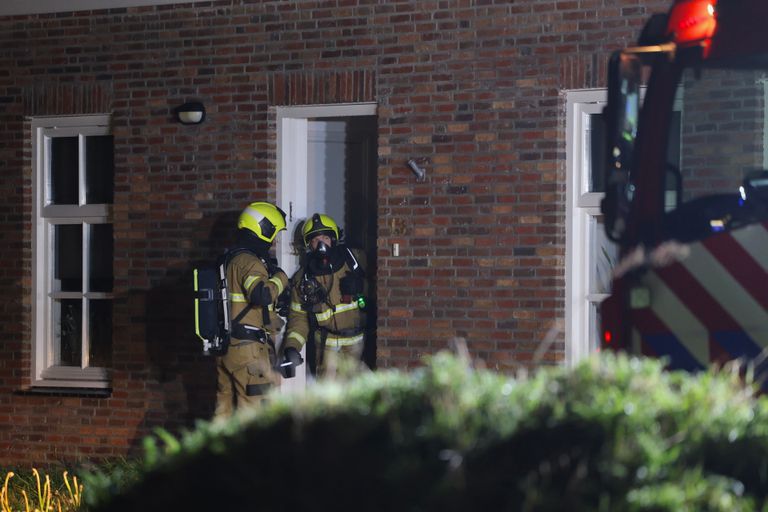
566, 90, 617, 366
31, 115, 114, 388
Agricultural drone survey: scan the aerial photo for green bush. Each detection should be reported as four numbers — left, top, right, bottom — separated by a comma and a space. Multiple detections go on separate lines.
85, 353, 768, 511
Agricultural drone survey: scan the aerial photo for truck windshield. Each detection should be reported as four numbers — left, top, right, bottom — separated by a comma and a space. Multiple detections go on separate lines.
663, 66, 768, 242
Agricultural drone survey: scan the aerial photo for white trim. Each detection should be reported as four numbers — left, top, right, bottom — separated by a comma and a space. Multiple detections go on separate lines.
278, 103, 377, 120
0, 0, 211, 16
30, 115, 110, 127
43, 204, 112, 218
577, 192, 604, 209
277, 116, 309, 279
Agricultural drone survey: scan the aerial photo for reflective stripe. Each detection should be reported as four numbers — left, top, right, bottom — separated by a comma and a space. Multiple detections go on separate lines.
287, 331, 306, 345
269, 276, 285, 294
243, 206, 265, 225
290, 301, 306, 314
314, 302, 358, 322
324, 333, 364, 348
228, 293, 274, 310
244, 275, 261, 291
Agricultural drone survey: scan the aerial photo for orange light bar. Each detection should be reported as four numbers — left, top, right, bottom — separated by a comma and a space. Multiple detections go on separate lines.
666, 0, 718, 54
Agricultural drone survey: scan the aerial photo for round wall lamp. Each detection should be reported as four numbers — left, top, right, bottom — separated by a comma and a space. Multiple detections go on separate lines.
174, 101, 206, 125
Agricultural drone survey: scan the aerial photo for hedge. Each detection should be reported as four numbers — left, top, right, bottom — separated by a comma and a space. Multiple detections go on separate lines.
84, 353, 768, 511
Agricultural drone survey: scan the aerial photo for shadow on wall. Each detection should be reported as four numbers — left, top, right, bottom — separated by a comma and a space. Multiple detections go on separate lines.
128, 211, 238, 456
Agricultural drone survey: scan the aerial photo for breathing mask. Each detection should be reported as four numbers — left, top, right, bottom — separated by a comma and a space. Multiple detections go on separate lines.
311, 240, 331, 270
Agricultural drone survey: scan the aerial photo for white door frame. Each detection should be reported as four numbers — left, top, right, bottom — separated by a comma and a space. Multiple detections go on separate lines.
276, 102, 377, 392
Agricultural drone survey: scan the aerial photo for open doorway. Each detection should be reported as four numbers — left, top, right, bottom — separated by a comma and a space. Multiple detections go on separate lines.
307, 115, 378, 370
277, 103, 378, 388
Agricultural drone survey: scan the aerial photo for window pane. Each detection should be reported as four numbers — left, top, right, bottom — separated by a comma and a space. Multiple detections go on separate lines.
591, 216, 619, 295
89, 299, 112, 367
85, 135, 114, 204
588, 113, 606, 193
89, 224, 113, 292
50, 137, 79, 205
54, 299, 82, 367
54, 224, 82, 292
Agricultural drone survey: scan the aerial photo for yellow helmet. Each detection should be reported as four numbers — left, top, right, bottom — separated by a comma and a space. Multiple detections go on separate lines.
302, 213, 339, 247
237, 202, 287, 243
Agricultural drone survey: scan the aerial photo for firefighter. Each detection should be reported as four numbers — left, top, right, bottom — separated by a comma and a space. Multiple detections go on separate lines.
281, 213, 367, 378
215, 201, 289, 417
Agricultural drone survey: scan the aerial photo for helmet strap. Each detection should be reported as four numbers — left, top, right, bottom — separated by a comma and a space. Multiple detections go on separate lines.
236, 229, 271, 258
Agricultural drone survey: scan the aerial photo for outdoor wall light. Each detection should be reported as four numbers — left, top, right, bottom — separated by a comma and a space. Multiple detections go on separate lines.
407, 158, 426, 182
174, 101, 206, 125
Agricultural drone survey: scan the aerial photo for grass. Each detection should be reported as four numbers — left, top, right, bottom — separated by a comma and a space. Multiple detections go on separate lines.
0, 468, 82, 512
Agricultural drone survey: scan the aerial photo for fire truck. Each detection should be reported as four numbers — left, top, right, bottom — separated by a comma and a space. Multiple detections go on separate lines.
600, 0, 768, 375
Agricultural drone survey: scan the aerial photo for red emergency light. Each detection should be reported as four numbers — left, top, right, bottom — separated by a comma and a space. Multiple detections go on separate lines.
666, 0, 718, 54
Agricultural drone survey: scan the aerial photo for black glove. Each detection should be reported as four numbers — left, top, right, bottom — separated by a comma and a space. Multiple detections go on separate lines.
276, 288, 291, 318
339, 272, 364, 296
248, 282, 272, 306
280, 347, 304, 378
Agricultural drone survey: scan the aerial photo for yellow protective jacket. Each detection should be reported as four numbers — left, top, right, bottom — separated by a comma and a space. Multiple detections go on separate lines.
227, 251, 288, 342
284, 247, 366, 352
215, 250, 288, 417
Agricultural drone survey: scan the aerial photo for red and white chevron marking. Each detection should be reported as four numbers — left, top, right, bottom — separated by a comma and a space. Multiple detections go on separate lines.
630, 221, 768, 369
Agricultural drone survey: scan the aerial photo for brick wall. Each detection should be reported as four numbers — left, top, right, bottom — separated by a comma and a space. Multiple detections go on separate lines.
0, 0, 669, 466
680, 69, 765, 199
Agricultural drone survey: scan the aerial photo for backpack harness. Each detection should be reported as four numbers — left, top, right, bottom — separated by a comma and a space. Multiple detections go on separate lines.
193, 248, 275, 356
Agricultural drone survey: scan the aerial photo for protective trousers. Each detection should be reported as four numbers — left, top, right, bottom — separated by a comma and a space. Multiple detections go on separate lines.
314, 330, 364, 377
215, 341, 275, 418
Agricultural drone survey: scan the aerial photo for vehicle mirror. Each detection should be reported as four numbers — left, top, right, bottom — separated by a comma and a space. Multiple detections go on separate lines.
742, 170, 768, 205
602, 51, 643, 242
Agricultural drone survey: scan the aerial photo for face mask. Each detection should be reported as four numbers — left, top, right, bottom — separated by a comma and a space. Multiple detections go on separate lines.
310, 240, 331, 270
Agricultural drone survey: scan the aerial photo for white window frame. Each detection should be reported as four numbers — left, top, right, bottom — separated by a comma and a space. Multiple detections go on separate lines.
566, 86, 682, 366
31, 114, 113, 388
565, 89, 610, 367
